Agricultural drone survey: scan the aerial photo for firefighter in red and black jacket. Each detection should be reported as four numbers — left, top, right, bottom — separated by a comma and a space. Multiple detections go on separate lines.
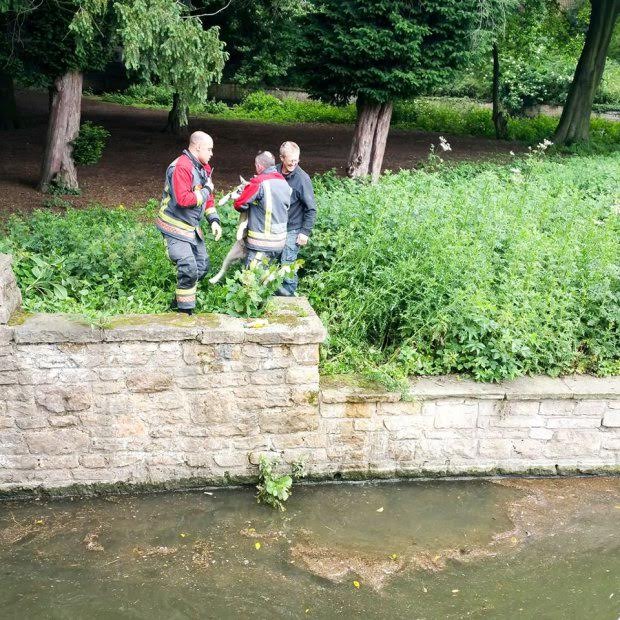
156, 132, 222, 315
233, 151, 291, 267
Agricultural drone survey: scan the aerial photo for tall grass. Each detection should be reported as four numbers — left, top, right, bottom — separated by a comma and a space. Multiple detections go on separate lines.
1, 152, 618, 382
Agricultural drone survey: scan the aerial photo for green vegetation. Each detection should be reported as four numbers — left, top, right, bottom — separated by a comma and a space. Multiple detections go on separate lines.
255, 456, 294, 512
72, 121, 110, 166
1, 151, 618, 383
224, 260, 300, 318
99, 88, 620, 147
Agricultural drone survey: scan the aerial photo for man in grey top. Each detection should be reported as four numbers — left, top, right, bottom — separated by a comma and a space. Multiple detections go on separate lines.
275, 141, 317, 296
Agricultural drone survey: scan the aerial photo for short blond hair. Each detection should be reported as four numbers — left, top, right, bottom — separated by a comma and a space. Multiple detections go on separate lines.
279, 141, 300, 157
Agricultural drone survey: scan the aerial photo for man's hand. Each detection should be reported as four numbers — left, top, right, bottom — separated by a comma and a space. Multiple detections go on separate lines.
205, 178, 214, 193
211, 221, 222, 241
296, 233, 309, 247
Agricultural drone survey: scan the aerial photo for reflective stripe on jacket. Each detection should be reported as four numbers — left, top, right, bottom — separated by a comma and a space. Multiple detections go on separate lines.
233, 167, 291, 252
156, 150, 219, 243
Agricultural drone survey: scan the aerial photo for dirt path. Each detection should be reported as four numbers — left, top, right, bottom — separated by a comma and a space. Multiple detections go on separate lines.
0, 91, 525, 217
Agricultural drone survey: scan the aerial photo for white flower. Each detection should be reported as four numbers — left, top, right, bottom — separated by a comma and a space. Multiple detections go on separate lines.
509, 151, 515, 156
439, 136, 452, 152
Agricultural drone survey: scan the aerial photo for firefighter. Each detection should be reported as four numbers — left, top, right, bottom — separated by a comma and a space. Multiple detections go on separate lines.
233, 151, 291, 267
156, 131, 222, 315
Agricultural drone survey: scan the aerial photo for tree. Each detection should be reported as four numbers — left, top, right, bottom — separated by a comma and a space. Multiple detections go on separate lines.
470, 0, 519, 140
300, 0, 479, 182
554, 0, 619, 144
1, 0, 226, 191
193, 0, 308, 87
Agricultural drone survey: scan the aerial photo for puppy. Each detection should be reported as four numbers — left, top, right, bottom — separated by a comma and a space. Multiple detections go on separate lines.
209, 177, 249, 284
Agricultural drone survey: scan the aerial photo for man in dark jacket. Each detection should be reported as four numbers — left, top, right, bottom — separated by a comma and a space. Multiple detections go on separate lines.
275, 141, 317, 296
156, 131, 222, 315
234, 151, 291, 267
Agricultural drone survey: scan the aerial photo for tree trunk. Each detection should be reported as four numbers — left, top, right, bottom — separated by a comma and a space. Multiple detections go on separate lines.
369, 102, 393, 183
0, 72, 19, 130
39, 71, 83, 193
554, 0, 618, 145
492, 43, 508, 140
164, 92, 189, 135
347, 96, 382, 178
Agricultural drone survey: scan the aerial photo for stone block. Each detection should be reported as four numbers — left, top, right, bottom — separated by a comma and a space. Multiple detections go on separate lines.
490, 415, 545, 428
213, 451, 249, 469
434, 411, 477, 429
573, 400, 608, 416
291, 345, 320, 365
383, 415, 428, 431
250, 369, 287, 385
79, 454, 107, 468
539, 399, 576, 416
35, 386, 92, 413
199, 317, 245, 344
545, 417, 602, 429
507, 401, 540, 416
103, 314, 203, 342
0, 254, 22, 324
259, 406, 319, 434
49, 415, 79, 428
544, 430, 601, 457
378, 401, 422, 416
126, 372, 173, 393
26, 429, 90, 455
13, 314, 103, 343
415, 438, 478, 461
529, 427, 554, 440
602, 411, 620, 427
0, 325, 14, 344
286, 366, 319, 385
478, 438, 513, 460
190, 390, 238, 425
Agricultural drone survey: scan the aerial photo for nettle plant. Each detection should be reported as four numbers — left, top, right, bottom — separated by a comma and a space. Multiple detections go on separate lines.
223, 259, 302, 317
256, 455, 306, 511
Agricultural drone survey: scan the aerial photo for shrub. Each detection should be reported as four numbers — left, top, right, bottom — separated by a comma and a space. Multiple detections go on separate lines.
72, 121, 110, 166
2, 153, 618, 382
101, 83, 173, 107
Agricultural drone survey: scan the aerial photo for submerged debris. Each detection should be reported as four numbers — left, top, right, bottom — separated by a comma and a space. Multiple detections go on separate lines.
83, 532, 104, 552
132, 545, 178, 558
191, 539, 212, 568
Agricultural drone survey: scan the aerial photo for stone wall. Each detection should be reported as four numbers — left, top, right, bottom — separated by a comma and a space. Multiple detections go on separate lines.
317, 376, 619, 478
0, 254, 21, 324
0, 252, 618, 494
0, 299, 327, 493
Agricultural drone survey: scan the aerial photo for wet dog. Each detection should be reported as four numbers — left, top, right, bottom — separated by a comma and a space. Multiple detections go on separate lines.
209, 178, 249, 284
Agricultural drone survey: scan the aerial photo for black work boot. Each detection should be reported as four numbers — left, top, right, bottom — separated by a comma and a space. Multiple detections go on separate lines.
170, 296, 178, 311
177, 307, 193, 316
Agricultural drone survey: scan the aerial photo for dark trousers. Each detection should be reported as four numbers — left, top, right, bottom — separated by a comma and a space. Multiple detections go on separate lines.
163, 233, 210, 310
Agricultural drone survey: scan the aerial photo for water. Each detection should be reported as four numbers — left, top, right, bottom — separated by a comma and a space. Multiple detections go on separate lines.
1, 478, 618, 619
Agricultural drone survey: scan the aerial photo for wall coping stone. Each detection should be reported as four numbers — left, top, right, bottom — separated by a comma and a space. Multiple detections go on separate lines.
321, 374, 620, 403
7, 297, 327, 345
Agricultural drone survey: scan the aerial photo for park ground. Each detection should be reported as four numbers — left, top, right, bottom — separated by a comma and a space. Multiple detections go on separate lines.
0, 90, 525, 216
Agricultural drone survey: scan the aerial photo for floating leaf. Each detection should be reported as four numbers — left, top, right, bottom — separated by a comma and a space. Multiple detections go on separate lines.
180, 533, 188, 538
353, 580, 360, 589
376, 507, 384, 513
254, 542, 261, 550
452, 589, 459, 594
389, 553, 398, 560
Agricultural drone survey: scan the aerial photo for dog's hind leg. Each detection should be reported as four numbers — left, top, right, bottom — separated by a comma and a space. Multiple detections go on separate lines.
208, 241, 248, 284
